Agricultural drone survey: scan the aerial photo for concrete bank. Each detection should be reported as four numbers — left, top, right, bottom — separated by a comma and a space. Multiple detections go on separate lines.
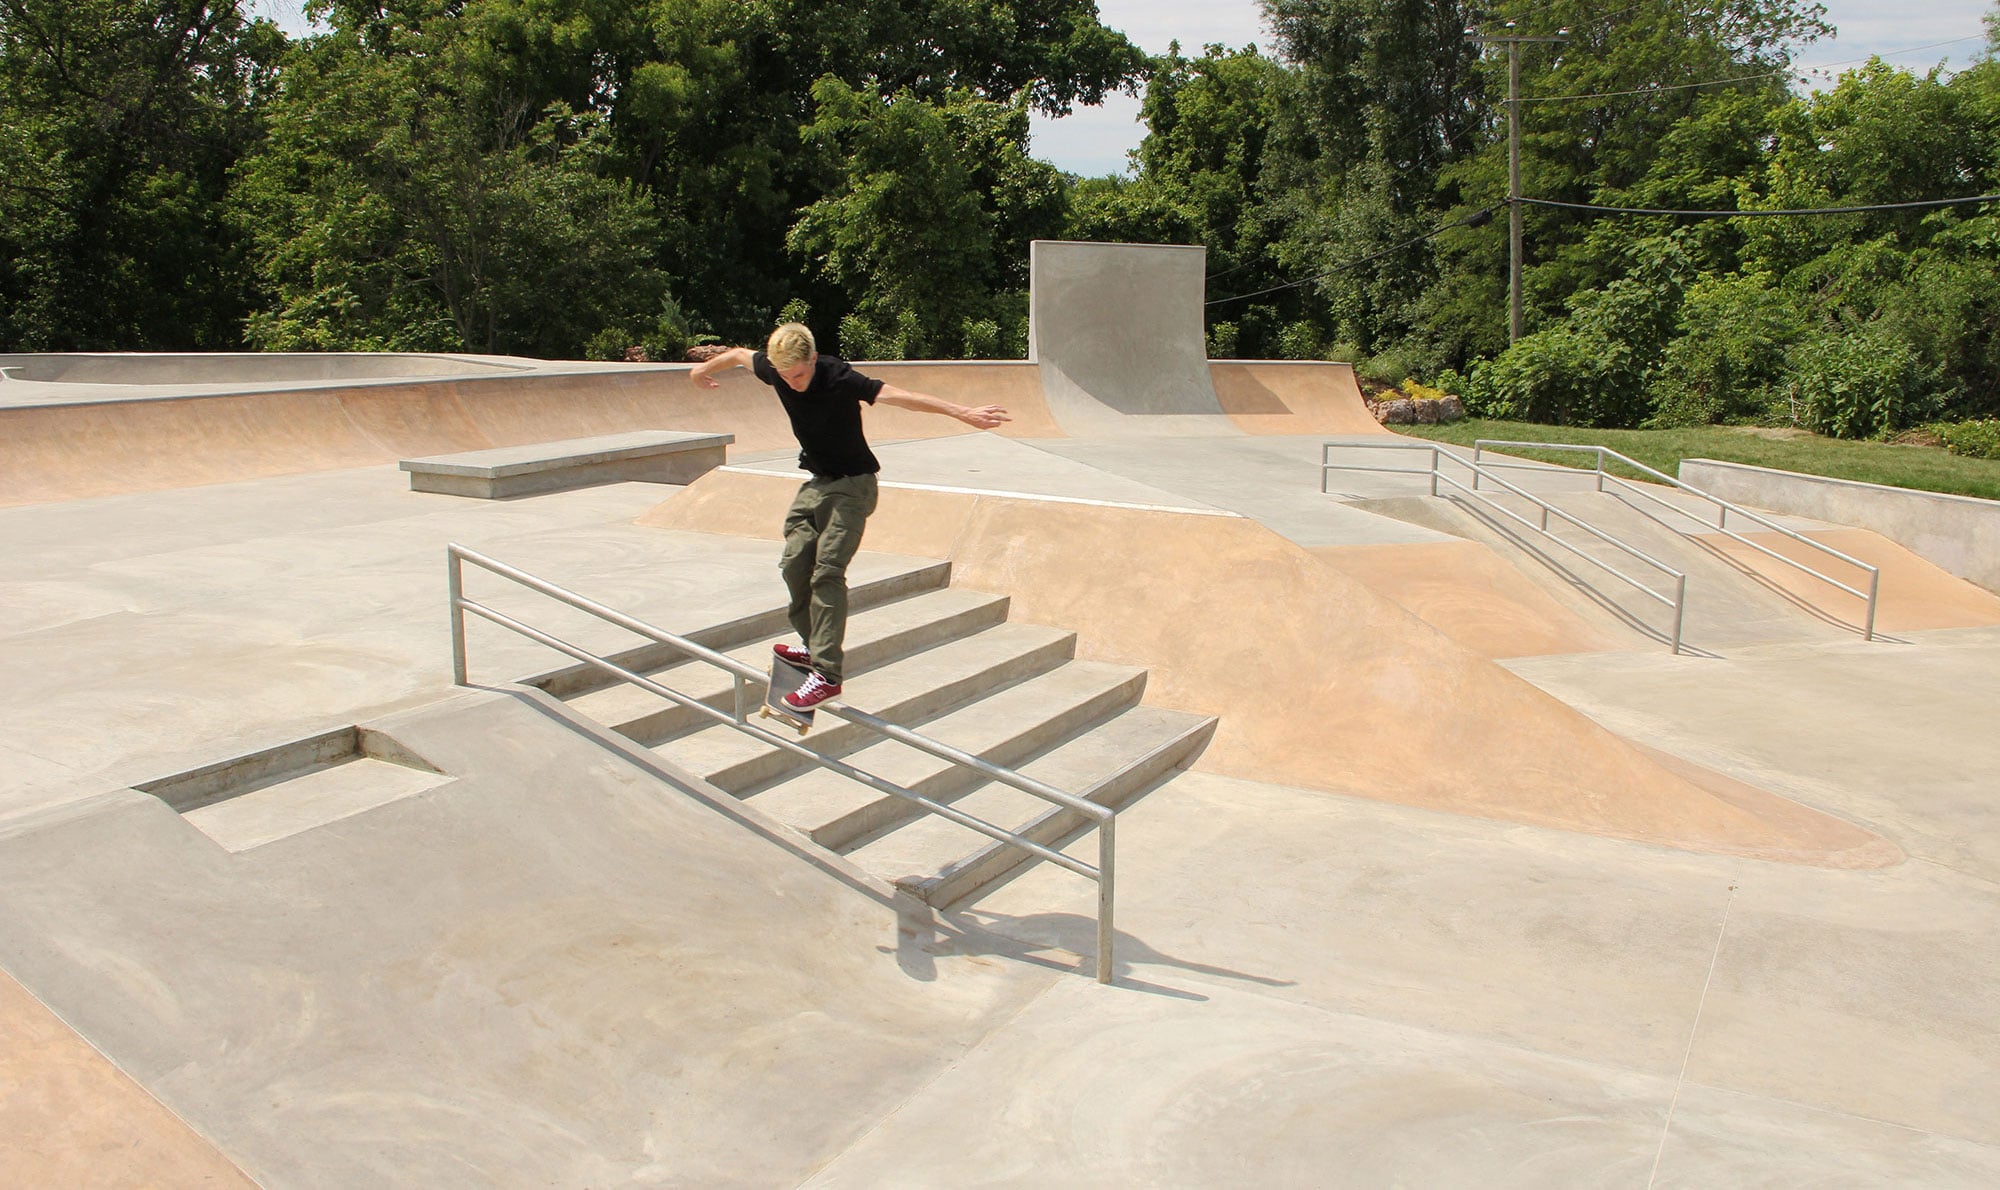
1680, 457, 2000, 594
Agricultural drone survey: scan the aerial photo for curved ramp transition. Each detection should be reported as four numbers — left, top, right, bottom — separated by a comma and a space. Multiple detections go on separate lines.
644, 469, 1900, 868
0, 356, 1378, 507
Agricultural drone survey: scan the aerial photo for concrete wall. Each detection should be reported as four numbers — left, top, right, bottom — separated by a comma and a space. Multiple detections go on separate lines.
1679, 458, 2000, 595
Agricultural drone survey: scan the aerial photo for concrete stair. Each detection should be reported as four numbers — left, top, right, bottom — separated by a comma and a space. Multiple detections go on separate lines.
553, 558, 1215, 906
844, 703, 1213, 906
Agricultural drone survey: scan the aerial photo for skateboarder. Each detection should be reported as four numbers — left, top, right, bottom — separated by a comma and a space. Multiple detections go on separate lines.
688, 322, 1010, 712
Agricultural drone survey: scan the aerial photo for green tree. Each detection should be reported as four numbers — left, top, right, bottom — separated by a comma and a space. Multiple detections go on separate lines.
0, 0, 284, 350
787, 81, 1065, 358
233, 0, 668, 355
598, 0, 1145, 344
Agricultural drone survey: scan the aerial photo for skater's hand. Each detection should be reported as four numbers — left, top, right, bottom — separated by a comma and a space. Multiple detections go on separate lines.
959, 404, 1011, 429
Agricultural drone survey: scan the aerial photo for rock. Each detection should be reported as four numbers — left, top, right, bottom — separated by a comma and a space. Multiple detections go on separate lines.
1377, 398, 1417, 424
1439, 395, 1466, 422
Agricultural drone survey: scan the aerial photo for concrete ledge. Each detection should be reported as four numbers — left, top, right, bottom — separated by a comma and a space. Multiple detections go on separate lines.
401, 430, 732, 498
1680, 458, 2000, 594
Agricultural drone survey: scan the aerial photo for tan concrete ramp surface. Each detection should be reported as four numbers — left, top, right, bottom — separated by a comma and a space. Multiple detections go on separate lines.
0, 968, 253, 1187
0, 350, 532, 386
0, 363, 1065, 507
1313, 539, 1626, 659
1696, 526, 2000, 634
645, 469, 1899, 867
1212, 360, 1389, 436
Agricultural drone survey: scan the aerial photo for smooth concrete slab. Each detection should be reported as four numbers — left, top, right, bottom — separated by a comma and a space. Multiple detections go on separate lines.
1503, 625, 2000, 884
0, 465, 942, 821
737, 431, 1236, 513
929, 764, 2000, 1183
1029, 434, 1456, 546
401, 429, 732, 498
0, 692, 1062, 1186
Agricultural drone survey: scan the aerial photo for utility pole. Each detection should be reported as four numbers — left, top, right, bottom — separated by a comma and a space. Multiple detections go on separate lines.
1467, 22, 1567, 343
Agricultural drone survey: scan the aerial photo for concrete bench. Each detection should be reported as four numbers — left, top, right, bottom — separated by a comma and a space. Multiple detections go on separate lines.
401, 431, 732, 498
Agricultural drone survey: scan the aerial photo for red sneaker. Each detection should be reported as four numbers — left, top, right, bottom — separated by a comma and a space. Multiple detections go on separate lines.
783, 671, 842, 710
773, 642, 811, 668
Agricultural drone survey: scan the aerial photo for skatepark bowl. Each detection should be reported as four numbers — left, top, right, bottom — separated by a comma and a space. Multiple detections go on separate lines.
6, 263, 2000, 1184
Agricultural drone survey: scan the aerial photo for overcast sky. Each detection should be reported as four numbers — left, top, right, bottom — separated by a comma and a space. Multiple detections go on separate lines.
246, 0, 1997, 177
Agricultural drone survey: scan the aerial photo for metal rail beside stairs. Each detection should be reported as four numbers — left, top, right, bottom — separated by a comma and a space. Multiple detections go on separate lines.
1321, 440, 1881, 652
446, 544, 1128, 984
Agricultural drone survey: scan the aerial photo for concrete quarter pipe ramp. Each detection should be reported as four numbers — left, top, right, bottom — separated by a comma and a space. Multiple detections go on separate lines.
1030, 240, 1238, 436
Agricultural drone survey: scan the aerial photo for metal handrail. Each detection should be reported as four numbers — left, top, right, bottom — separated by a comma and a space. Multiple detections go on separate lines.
1322, 441, 1689, 652
445, 544, 1117, 982
1473, 441, 1880, 640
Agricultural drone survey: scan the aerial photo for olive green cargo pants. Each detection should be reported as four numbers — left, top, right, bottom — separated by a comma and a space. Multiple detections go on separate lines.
778, 473, 878, 684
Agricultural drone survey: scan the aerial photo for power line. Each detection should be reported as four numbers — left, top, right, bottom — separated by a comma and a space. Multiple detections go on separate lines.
1803, 33, 1986, 75
1521, 70, 1788, 102
1205, 208, 1496, 307
1517, 193, 2000, 217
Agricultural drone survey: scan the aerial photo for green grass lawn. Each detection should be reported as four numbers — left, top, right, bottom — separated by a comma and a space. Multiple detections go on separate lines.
1391, 419, 2000, 502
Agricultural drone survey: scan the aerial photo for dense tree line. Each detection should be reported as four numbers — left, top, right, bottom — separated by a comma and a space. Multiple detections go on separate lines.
5, 0, 2000, 446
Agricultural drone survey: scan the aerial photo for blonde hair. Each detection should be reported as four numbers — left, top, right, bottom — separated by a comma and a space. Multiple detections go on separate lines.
767, 322, 816, 369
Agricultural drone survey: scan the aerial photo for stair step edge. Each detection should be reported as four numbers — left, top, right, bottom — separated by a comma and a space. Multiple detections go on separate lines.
840, 707, 1213, 881
748, 665, 1149, 846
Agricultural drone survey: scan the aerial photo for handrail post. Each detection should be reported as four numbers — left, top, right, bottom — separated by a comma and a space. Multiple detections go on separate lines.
1096, 816, 1116, 984
1471, 443, 1483, 491
1595, 447, 1607, 492
1864, 568, 1880, 641
448, 548, 468, 687
1430, 447, 1440, 497
1671, 574, 1687, 655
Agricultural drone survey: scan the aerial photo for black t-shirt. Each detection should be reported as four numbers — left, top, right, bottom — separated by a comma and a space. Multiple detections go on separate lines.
751, 351, 885, 478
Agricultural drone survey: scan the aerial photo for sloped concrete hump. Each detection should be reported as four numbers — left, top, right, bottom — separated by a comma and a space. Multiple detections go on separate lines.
645, 468, 1901, 868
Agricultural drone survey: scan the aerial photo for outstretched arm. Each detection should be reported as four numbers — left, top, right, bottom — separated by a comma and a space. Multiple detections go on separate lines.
688, 347, 755, 389
876, 384, 1012, 430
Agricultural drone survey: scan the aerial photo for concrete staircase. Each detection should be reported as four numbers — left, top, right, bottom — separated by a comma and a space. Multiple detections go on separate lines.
549, 562, 1215, 905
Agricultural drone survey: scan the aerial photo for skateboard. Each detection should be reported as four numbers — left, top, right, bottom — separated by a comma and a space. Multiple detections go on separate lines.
759, 653, 815, 734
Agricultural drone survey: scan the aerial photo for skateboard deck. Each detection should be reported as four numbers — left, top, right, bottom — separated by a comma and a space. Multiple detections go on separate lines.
759, 653, 815, 734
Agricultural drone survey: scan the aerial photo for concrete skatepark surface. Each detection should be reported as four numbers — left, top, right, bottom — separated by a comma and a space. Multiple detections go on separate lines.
6, 244, 2000, 1184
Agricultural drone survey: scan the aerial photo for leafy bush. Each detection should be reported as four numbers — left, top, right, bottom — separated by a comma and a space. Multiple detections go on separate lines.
960, 318, 1001, 359
1276, 319, 1327, 360
838, 309, 921, 360
1934, 419, 2000, 460
1206, 320, 1241, 359
1785, 323, 1936, 438
1358, 342, 1429, 388
1464, 320, 1659, 427
1647, 273, 1804, 427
